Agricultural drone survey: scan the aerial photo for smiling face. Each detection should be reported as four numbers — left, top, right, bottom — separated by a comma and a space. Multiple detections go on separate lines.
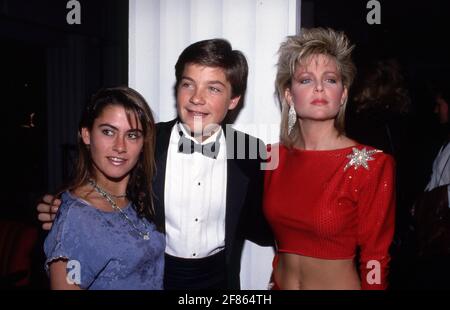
81, 104, 144, 184
285, 54, 348, 125
176, 63, 240, 139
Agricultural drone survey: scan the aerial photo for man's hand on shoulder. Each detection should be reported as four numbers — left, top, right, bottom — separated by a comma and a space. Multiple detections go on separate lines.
37, 194, 61, 230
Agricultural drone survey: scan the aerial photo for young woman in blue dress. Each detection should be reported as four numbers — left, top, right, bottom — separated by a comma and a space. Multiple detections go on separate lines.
44, 86, 165, 289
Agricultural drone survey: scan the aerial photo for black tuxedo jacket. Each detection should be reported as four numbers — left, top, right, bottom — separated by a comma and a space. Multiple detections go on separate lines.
152, 119, 274, 289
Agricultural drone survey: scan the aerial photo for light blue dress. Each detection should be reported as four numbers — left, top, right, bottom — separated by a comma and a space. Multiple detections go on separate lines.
44, 191, 165, 289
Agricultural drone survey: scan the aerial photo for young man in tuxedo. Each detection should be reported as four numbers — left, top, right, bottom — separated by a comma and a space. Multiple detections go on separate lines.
37, 39, 273, 289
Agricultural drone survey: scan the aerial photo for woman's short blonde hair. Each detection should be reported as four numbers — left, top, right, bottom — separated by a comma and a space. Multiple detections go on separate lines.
275, 28, 356, 148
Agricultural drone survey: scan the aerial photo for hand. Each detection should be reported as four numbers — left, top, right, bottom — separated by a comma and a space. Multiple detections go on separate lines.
37, 194, 61, 231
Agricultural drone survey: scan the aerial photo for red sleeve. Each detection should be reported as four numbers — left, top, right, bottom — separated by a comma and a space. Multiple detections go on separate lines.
357, 153, 396, 290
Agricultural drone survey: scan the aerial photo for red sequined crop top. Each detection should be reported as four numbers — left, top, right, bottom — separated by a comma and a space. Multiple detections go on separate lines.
263, 144, 396, 289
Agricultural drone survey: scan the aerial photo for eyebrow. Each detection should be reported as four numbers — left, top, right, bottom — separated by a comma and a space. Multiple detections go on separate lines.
294, 71, 340, 80
297, 70, 339, 75
323, 71, 339, 75
181, 76, 226, 87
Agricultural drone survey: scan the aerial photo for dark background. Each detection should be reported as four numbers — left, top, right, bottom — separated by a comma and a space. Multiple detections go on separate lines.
0, 0, 128, 288
0, 0, 128, 221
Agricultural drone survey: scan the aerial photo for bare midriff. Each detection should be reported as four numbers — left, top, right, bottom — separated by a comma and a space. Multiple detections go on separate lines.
274, 252, 361, 290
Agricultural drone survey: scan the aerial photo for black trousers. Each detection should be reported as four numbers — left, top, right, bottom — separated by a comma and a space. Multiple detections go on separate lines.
164, 250, 227, 290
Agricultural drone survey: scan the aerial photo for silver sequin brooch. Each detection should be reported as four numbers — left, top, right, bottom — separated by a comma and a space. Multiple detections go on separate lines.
344, 147, 382, 171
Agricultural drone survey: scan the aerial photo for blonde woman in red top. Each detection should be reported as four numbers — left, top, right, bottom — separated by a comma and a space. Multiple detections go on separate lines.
263, 28, 395, 290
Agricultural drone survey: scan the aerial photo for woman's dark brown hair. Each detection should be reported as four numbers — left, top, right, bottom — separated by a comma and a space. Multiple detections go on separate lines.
58, 86, 157, 222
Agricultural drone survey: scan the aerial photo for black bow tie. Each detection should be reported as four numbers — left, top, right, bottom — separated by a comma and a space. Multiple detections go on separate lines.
177, 126, 221, 159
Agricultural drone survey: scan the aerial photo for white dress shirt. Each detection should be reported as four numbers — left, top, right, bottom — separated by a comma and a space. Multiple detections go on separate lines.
164, 124, 227, 258
426, 141, 450, 207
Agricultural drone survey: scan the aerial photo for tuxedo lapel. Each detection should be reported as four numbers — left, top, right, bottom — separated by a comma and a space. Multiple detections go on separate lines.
224, 127, 249, 253
153, 119, 178, 231
225, 159, 248, 253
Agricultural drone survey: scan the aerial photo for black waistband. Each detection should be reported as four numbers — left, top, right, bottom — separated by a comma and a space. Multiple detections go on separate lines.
164, 250, 227, 290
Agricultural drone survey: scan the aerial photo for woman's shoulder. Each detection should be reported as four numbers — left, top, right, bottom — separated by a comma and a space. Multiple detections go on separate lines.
54, 191, 98, 227
59, 191, 91, 212
45, 191, 92, 247
344, 143, 396, 177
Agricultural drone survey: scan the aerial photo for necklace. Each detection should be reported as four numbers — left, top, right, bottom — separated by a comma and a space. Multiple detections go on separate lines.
90, 185, 126, 199
88, 179, 150, 240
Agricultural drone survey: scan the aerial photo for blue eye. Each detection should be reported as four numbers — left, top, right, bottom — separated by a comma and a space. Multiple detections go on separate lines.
325, 78, 337, 84
300, 79, 311, 84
